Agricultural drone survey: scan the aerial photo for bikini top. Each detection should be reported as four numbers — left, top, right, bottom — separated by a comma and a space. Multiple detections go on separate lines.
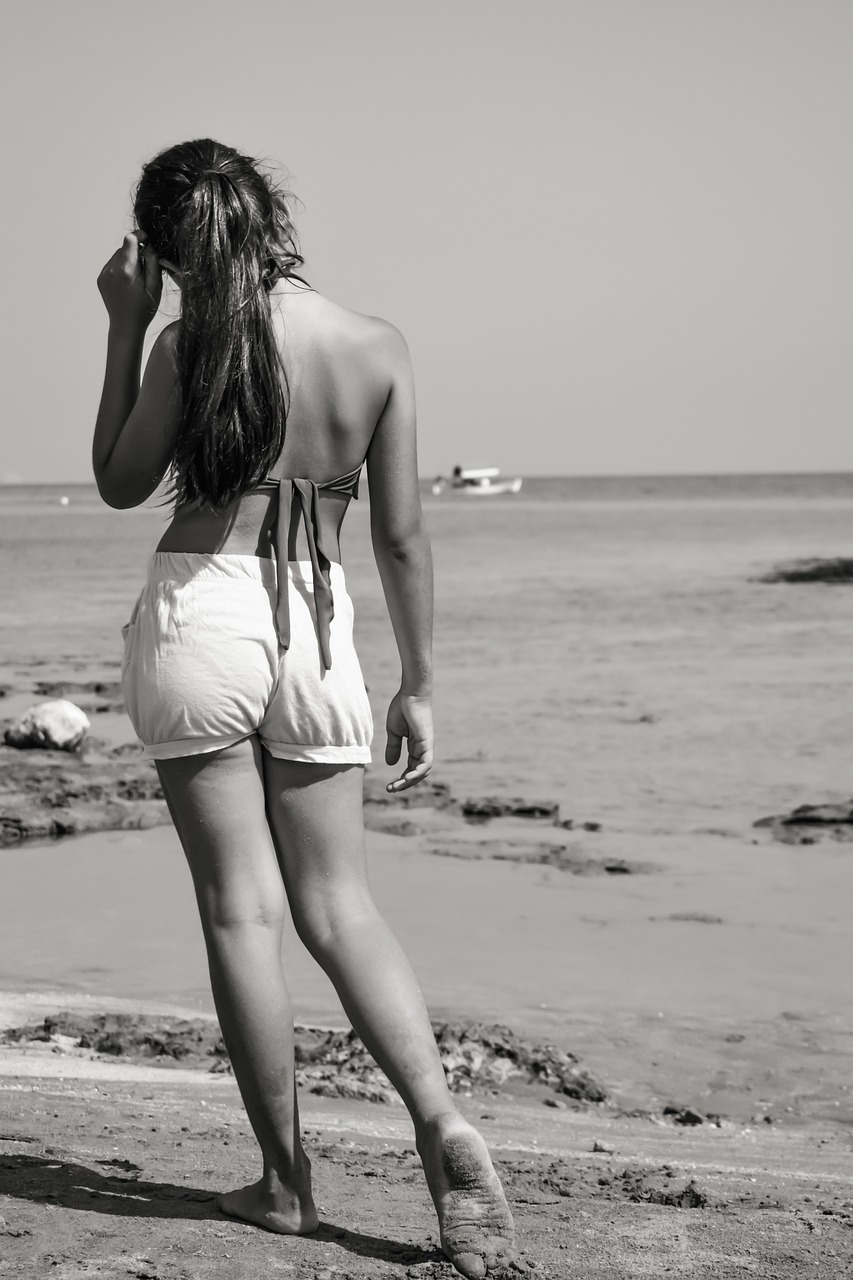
249, 463, 363, 671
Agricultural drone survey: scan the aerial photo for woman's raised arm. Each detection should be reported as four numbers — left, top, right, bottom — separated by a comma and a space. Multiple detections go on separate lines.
93, 233, 181, 508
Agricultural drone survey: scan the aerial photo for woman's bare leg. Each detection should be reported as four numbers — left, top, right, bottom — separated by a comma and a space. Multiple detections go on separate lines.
262, 758, 516, 1277
155, 737, 318, 1235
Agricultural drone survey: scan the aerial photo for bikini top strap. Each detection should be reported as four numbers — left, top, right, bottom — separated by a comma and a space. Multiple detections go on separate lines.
315, 463, 362, 500
252, 462, 363, 498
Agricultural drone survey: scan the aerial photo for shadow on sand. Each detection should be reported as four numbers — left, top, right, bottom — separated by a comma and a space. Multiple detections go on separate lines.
0, 1152, 441, 1268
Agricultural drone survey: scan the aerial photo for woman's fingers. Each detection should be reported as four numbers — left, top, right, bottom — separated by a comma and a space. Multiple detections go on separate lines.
385, 727, 403, 766
143, 245, 160, 278
123, 232, 141, 271
386, 743, 433, 793
142, 243, 162, 299
387, 760, 431, 793
127, 231, 159, 280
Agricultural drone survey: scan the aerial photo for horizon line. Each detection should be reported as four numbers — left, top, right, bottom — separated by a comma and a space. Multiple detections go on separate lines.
4, 467, 853, 487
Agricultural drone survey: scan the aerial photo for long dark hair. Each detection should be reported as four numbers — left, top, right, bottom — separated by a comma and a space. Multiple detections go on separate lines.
134, 139, 304, 510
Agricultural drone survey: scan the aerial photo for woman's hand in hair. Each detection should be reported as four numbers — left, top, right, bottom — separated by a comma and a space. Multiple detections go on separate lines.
385, 690, 434, 793
97, 232, 163, 333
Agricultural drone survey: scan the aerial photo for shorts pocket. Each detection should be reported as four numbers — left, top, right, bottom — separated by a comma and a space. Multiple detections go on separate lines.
120, 593, 143, 698
121, 591, 143, 641
120, 621, 135, 681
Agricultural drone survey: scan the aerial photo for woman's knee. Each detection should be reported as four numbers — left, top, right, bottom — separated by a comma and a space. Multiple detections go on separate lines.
198, 874, 287, 939
290, 882, 377, 958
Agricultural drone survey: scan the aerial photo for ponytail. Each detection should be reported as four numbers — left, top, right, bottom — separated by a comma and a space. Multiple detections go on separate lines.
133, 139, 305, 511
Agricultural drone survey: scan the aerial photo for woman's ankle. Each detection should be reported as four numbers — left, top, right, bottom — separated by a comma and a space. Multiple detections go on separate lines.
262, 1147, 312, 1191
414, 1107, 467, 1145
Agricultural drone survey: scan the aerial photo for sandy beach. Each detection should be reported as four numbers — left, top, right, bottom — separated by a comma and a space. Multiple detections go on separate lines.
2, 476, 853, 1275
2, 1057, 852, 1279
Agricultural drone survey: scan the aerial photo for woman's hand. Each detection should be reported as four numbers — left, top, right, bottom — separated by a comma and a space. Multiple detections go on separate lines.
97, 232, 162, 332
385, 690, 433, 793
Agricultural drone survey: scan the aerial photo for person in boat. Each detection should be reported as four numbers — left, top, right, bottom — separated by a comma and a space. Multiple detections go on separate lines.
92, 138, 516, 1279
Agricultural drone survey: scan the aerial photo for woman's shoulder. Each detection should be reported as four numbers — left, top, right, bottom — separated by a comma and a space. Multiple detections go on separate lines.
298, 289, 410, 365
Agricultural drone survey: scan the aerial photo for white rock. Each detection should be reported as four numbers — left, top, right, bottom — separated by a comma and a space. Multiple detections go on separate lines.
4, 699, 90, 751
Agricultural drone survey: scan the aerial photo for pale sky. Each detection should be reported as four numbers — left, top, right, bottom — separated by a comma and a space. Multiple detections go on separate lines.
2, 0, 851, 481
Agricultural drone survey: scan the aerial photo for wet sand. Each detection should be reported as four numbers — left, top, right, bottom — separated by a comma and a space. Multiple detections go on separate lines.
0, 818, 852, 1125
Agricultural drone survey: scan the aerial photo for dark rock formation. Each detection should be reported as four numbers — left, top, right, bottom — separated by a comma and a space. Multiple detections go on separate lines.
755, 801, 853, 845
3, 1012, 227, 1064
663, 1105, 706, 1126
650, 912, 725, 924
461, 797, 560, 822
0, 740, 166, 846
293, 1020, 607, 1103
1, 1014, 607, 1105
427, 841, 657, 875
31, 679, 126, 713
431, 1021, 607, 1101
757, 558, 853, 585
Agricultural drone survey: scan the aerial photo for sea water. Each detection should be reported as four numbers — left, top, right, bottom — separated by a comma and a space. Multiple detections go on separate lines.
2, 474, 852, 831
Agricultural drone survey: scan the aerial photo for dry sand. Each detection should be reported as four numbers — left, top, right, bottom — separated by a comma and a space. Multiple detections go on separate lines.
1, 1051, 851, 1278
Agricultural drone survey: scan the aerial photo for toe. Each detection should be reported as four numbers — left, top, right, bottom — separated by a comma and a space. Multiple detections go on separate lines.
452, 1251, 487, 1280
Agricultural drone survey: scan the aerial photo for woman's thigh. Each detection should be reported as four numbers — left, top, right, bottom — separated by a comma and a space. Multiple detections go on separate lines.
260, 757, 371, 938
155, 735, 286, 930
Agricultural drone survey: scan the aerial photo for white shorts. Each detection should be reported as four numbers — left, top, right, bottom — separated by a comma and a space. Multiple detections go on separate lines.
120, 553, 373, 764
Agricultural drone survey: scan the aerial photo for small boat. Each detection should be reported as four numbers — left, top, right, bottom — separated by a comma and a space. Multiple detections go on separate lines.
431, 466, 523, 497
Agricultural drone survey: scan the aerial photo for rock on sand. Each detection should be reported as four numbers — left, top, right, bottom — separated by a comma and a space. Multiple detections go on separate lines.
4, 700, 90, 752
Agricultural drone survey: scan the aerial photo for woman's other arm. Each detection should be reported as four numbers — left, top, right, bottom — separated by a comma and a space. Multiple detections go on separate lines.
365, 324, 434, 792
93, 234, 181, 508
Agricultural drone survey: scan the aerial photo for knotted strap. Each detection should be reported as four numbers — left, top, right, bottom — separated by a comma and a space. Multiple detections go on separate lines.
270, 472, 361, 671
294, 478, 335, 671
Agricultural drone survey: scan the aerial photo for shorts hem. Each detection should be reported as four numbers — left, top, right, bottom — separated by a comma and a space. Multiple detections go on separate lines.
260, 740, 372, 764
141, 733, 252, 760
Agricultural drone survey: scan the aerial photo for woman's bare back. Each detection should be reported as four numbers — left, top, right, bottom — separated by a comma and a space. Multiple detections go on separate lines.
156, 278, 395, 558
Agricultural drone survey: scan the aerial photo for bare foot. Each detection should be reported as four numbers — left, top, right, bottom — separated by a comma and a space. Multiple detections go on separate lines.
418, 1114, 518, 1279
218, 1160, 319, 1235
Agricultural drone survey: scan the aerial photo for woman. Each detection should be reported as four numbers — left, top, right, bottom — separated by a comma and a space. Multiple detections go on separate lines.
93, 138, 517, 1279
